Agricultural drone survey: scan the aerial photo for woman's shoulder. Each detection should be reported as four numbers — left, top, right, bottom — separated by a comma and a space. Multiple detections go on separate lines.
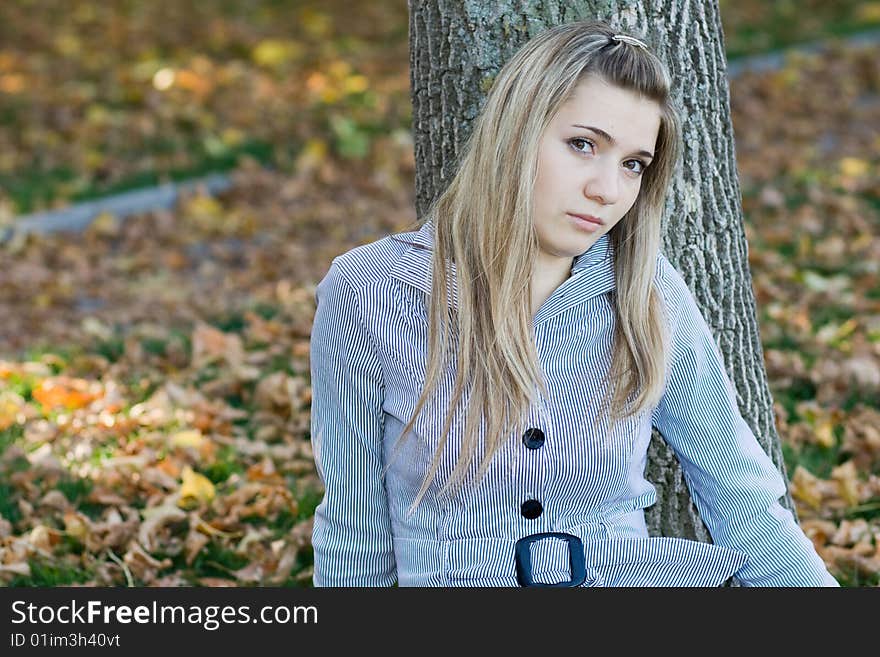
652, 251, 699, 324
653, 251, 687, 295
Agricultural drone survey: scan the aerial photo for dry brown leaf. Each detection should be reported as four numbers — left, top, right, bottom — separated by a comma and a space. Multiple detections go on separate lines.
39, 490, 72, 512
0, 561, 31, 577
831, 460, 864, 506
197, 577, 238, 587
801, 519, 838, 550
123, 543, 172, 585
191, 322, 245, 369
790, 466, 825, 510
62, 511, 90, 541
138, 505, 187, 553
232, 561, 263, 584
254, 371, 294, 413
184, 527, 209, 565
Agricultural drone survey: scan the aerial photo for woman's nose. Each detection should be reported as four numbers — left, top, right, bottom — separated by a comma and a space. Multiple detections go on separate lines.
584, 163, 619, 205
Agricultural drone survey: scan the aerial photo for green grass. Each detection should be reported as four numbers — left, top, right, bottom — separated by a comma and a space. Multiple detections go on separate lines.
0, 424, 24, 452
294, 485, 323, 524
833, 564, 880, 588
140, 336, 170, 357
773, 379, 819, 421
93, 334, 126, 363
251, 302, 281, 321
0, 483, 23, 526
5, 139, 277, 215
722, 0, 880, 60
198, 446, 245, 484
782, 441, 843, 480
55, 476, 94, 506
7, 558, 93, 587
189, 542, 249, 581
842, 498, 880, 522
209, 310, 248, 333
761, 332, 802, 353
841, 390, 880, 412
3, 373, 37, 401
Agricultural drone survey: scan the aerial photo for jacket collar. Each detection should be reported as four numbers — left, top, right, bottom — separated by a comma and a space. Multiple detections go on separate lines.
389, 219, 616, 322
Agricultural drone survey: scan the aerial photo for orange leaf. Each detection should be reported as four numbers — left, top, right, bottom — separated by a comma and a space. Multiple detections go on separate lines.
32, 376, 99, 411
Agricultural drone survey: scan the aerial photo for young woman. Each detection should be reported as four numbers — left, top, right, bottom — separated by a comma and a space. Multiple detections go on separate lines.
308, 20, 840, 587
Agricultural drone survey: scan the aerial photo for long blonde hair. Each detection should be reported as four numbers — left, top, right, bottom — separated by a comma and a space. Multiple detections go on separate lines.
391, 20, 681, 514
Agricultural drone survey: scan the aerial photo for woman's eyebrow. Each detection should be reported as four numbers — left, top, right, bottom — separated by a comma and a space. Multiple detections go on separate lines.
571, 124, 654, 159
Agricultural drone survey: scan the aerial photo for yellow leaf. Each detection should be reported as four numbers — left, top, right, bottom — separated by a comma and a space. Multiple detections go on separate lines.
54, 33, 82, 56
252, 39, 304, 68
319, 87, 341, 104
840, 157, 869, 178
327, 60, 351, 78
88, 211, 121, 238
0, 390, 25, 430
221, 128, 244, 147
179, 466, 215, 507
815, 419, 836, 449
169, 429, 205, 449
183, 193, 223, 218
295, 138, 327, 173
831, 461, 861, 507
790, 466, 823, 510
344, 74, 369, 95
856, 2, 880, 22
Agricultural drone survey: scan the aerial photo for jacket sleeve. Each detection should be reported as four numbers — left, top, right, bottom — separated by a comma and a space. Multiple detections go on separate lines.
651, 255, 839, 587
309, 260, 397, 586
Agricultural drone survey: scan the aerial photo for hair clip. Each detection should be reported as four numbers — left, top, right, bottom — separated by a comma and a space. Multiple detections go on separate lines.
610, 34, 649, 50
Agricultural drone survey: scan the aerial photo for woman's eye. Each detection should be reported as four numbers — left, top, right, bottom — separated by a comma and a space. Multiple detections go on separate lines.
624, 159, 646, 175
569, 138, 594, 154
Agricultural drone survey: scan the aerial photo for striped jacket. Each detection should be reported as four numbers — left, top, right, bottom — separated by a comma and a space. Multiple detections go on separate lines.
309, 219, 839, 587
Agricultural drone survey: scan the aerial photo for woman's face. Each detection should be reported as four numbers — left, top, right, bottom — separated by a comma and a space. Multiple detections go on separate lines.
533, 74, 662, 271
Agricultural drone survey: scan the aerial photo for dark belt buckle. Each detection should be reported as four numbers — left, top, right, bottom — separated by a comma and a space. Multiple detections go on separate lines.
515, 532, 586, 587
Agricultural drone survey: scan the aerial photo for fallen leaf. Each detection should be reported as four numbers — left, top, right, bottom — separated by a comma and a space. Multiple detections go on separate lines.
178, 466, 216, 507
169, 429, 205, 449
139, 504, 187, 553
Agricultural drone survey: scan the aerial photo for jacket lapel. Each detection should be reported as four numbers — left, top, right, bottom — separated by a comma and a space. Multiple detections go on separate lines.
388, 219, 459, 310
388, 219, 615, 322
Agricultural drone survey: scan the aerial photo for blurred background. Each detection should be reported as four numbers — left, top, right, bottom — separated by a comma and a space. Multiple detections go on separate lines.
0, 0, 877, 587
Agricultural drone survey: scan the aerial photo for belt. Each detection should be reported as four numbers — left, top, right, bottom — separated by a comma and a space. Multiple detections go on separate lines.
515, 532, 586, 587
393, 525, 749, 587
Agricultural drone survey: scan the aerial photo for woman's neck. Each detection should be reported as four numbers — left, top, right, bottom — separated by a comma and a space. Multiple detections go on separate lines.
530, 258, 573, 317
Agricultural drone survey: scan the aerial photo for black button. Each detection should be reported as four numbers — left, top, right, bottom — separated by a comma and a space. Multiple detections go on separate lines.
522, 427, 545, 449
521, 499, 543, 519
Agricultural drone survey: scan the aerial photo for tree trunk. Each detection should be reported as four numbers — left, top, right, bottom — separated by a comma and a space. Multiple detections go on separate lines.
408, 0, 795, 556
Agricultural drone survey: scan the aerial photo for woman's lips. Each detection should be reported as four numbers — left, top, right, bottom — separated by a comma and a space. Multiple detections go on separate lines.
567, 212, 604, 232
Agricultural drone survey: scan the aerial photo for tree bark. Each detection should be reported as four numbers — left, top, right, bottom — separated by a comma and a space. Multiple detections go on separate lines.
408, 0, 795, 558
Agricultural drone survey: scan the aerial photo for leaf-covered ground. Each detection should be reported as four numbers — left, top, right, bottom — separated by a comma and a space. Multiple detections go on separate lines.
0, 3, 878, 586
731, 41, 880, 586
0, 0, 411, 216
